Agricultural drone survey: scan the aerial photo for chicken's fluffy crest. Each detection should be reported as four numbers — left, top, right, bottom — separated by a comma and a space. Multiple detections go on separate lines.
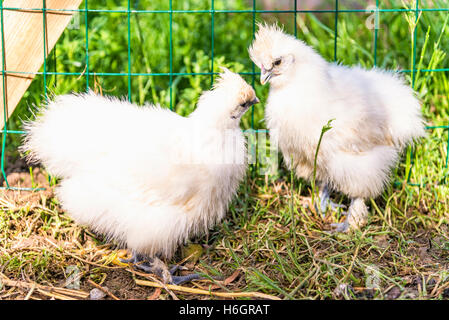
249, 23, 285, 53
212, 67, 255, 103
249, 22, 305, 70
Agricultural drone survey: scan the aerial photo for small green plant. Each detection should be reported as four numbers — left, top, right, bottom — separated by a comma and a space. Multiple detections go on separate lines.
311, 119, 334, 208
29, 167, 36, 189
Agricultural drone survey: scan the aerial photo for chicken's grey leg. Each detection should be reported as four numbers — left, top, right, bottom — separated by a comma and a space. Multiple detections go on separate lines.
331, 198, 368, 232
317, 184, 346, 216
121, 252, 203, 285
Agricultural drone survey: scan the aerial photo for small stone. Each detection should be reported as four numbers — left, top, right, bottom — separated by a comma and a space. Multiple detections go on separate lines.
89, 288, 107, 300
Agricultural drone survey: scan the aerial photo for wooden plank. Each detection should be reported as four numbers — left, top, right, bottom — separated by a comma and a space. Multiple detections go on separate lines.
0, 0, 83, 129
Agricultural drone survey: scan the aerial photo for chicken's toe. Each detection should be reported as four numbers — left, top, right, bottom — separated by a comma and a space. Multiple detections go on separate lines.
125, 254, 204, 284
119, 252, 138, 264
169, 264, 186, 274
317, 198, 346, 218
330, 198, 368, 233
330, 220, 350, 233
122, 253, 172, 282
331, 202, 346, 211
171, 274, 203, 285
169, 264, 205, 284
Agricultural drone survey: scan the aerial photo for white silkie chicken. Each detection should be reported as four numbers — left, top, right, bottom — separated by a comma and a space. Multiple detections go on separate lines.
249, 23, 425, 232
21, 69, 259, 284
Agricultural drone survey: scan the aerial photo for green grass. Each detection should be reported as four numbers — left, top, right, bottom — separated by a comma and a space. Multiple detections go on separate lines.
1, 0, 449, 300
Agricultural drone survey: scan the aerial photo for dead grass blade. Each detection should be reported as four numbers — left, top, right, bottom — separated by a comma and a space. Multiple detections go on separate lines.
0, 273, 89, 300
134, 278, 281, 300
205, 269, 241, 290
127, 268, 179, 300
148, 287, 162, 300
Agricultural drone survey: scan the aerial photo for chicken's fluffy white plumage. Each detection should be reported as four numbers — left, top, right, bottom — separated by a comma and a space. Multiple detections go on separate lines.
21, 69, 258, 259
249, 23, 426, 231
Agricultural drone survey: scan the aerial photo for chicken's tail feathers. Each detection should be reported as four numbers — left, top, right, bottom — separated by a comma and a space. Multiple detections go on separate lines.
372, 70, 427, 149
19, 93, 100, 178
326, 145, 399, 199
361, 68, 427, 149
19, 97, 54, 164
388, 92, 427, 150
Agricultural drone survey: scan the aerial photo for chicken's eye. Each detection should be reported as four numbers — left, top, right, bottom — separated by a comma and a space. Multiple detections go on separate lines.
273, 59, 282, 66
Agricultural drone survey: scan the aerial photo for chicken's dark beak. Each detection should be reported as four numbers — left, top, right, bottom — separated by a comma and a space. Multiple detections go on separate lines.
242, 97, 260, 109
260, 68, 273, 85
249, 97, 260, 106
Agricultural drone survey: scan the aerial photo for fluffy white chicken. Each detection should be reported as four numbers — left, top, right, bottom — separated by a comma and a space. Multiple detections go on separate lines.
21, 69, 259, 284
249, 23, 426, 232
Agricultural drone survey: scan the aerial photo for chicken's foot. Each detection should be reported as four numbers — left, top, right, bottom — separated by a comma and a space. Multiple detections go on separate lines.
121, 252, 203, 285
317, 184, 346, 216
330, 198, 368, 233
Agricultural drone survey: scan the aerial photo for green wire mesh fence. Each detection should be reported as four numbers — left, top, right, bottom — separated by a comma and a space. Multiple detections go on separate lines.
1, 0, 448, 191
